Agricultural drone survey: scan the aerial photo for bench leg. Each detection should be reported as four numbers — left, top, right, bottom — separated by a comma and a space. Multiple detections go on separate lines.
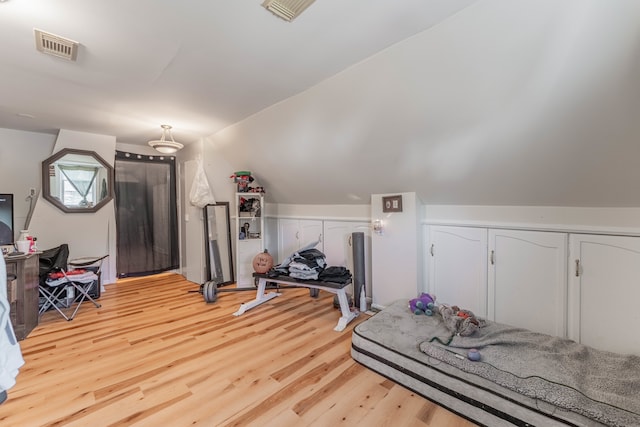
233, 277, 281, 316
334, 288, 358, 332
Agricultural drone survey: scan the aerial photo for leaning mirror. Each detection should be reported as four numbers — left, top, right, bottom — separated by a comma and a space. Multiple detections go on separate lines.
204, 202, 234, 286
42, 148, 114, 213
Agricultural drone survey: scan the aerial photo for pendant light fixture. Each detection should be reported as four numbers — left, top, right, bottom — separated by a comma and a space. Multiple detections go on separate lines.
148, 125, 183, 154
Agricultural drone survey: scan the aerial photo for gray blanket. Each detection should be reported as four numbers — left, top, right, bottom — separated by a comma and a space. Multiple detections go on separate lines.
420, 320, 640, 427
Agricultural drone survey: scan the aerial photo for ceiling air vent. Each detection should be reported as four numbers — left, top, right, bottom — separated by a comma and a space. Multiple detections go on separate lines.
261, 0, 316, 22
34, 29, 79, 61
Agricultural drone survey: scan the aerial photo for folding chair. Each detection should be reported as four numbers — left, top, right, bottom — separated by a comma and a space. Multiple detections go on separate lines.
42, 269, 102, 320
68, 255, 108, 299
38, 245, 105, 321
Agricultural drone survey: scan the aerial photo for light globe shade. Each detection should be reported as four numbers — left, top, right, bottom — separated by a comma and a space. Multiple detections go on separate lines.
147, 140, 183, 154
148, 125, 183, 154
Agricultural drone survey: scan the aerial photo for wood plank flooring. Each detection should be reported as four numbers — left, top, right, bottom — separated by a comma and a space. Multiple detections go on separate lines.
0, 273, 477, 426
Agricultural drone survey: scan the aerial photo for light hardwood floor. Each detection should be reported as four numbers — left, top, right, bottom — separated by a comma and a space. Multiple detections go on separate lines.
0, 273, 477, 426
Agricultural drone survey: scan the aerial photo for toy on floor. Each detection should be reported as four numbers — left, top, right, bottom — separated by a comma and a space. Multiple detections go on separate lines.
438, 304, 485, 337
409, 293, 436, 315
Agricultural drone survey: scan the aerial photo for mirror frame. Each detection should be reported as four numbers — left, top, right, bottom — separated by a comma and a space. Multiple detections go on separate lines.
203, 202, 234, 286
42, 148, 114, 213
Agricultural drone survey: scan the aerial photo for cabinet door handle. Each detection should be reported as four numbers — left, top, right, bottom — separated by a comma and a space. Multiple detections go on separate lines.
348, 235, 352, 246
575, 259, 580, 277
430, 244, 434, 256
318, 233, 322, 243
490, 250, 495, 265
296, 231, 299, 240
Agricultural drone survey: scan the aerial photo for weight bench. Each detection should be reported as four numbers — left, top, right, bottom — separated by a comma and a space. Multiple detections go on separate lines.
233, 273, 359, 332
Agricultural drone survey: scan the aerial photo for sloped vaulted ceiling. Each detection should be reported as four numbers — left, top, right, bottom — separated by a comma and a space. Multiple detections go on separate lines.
209, 0, 640, 207
2, 0, 640, 207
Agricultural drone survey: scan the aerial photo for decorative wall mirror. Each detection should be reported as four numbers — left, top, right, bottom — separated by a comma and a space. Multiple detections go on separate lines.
204, 202, 234, 286
42, 148, 114, 213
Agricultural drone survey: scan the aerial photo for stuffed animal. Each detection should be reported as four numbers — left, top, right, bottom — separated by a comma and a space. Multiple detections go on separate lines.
438, 304, 485, 337
409, 293, 436, 316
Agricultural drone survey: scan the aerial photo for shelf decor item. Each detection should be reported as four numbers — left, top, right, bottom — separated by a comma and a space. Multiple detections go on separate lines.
235, 192, 265, 287
252, 250, 273, 274
230, 171, 254, 192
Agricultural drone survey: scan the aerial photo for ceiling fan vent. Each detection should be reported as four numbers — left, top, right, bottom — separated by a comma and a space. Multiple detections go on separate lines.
261, 0, 316, 22
34, 29, 79, 61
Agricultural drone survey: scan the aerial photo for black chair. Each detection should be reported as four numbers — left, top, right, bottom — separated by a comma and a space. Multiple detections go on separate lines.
39, 244, 70, 286
38, 244, 70, 318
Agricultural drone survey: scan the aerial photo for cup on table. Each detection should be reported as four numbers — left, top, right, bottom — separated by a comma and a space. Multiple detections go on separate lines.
16, 240, 30, 253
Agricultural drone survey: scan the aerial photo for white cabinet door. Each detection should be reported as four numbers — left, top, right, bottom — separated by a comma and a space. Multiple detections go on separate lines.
488, 229, 567, 337
299, 220, 323, 249
324, 221, 372, 298
324, 221, 371, 267
278, 219, 300, 260
277, 219, 323, 261
427, 226, 488, 317
569, 234, 640, 355
323, 221, 351, 267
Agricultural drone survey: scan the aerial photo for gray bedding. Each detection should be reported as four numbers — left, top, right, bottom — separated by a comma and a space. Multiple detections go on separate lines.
420, 321, 640, 427
351, 299, 638, 427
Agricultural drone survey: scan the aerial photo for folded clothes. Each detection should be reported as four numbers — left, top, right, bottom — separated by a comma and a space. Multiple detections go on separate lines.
318, 266, 352, 284
290, 270, 319, 280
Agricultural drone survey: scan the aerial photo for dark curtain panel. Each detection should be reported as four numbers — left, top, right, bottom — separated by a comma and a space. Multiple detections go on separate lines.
114, 151, 179, 278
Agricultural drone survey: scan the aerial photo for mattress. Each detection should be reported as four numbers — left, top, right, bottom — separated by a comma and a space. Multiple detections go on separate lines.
351, 300, 634, 427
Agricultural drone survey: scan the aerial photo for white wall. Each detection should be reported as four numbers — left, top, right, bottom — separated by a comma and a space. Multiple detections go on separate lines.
182, 156, 206, 284
370, 192, 423, 308
29, 130, 117, 284
0, 128, 55, 241
424, 205, 640, 235
271, 204, 370, 221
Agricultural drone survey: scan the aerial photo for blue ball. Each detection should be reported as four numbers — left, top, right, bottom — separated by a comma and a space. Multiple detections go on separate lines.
467, 349, 481, 361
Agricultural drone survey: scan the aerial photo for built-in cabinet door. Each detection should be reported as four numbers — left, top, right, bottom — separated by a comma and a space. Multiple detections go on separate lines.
300, 220, 323, 249
323, 221, 369, 266
488, 229, 567, 338
278, 219, 300, 260
323, 221, 372, 298
277, 219, 323, 261
568, 234, 640, 355
427, 226, 488, 317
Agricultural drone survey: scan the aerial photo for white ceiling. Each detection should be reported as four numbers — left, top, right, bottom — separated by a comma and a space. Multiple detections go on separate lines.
4, 0, 640, 207
0, 0, 476, 146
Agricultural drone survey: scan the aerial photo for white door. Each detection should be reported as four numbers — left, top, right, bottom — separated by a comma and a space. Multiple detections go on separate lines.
324, 221, 372, 297
298, 220, 323, 250
278, 219, 301, 261
488, 229, 567, 337
569, 234, 640, 355
427, 226, 488, 317
323, 221, 351, 267
277, 219, 323, 261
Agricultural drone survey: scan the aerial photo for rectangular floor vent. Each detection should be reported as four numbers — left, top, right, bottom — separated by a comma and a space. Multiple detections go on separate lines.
34, 29, 79, 61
